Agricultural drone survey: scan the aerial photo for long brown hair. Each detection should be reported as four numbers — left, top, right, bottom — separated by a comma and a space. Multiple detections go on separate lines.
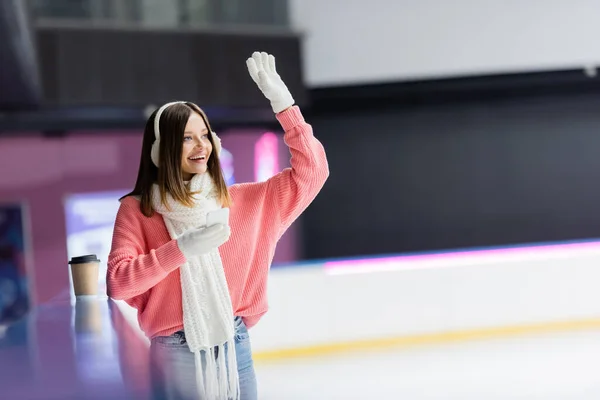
122, 102, 231, 217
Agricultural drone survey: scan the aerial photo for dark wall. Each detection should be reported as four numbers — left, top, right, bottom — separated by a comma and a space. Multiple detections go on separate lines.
34, 24, 306, 108
302, 90, 600, 260
1, 21, 305, 132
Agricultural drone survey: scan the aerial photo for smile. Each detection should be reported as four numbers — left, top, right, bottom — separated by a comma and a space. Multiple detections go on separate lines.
189, 154, 206, 161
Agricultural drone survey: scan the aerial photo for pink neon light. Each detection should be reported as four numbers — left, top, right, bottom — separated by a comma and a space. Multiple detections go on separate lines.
254, 132, 279, 182
323, 241, 600, 275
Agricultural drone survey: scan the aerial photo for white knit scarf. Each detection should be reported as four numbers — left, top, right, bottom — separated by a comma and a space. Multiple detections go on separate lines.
151, 172, 239, 400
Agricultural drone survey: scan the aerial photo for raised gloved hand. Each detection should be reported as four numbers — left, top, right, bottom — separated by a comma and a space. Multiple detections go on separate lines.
246, 51, 295, 114
177, 223, 230, 259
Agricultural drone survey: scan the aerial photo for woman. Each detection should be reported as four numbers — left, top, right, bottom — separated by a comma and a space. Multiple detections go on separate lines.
106, 51, 329, 400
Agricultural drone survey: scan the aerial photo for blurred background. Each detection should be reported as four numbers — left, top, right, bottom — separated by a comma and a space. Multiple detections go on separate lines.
3, 0, 600, 398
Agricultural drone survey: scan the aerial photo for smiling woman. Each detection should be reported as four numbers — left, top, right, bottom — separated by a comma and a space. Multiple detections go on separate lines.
106, 51, 329, 400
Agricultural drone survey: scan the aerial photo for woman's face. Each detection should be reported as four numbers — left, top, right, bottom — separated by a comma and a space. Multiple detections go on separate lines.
181, 112, 213, 180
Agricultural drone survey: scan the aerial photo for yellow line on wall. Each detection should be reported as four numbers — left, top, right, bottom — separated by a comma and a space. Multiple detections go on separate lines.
253, 317, 600, 363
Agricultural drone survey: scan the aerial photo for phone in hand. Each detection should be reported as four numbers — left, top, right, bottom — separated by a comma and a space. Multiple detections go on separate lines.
206, 208, 229, 227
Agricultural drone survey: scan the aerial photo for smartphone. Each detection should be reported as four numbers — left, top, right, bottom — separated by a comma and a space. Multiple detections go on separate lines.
206, 208, 229, 227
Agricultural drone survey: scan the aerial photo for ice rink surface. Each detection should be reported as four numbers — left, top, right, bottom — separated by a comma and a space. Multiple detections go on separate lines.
255, 328, 600, 399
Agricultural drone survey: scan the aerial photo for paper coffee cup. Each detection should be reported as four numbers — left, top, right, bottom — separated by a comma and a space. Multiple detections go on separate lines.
69, 255, 100, 296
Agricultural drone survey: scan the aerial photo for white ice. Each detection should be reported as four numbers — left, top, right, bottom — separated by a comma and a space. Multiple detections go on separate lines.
255, 329, 600, 399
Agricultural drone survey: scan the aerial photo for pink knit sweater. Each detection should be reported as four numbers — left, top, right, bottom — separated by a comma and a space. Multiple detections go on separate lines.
106, 106, 328, 339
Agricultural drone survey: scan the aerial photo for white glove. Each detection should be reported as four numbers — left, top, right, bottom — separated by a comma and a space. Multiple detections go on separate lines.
246, 51, 295, 114
177, 224, 230, 259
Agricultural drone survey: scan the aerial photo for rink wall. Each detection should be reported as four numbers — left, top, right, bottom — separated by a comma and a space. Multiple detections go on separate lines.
249, 240, 600, 360
115, 239, 600, 360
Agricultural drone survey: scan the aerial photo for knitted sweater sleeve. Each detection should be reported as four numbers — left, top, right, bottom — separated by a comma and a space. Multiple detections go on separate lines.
106, 199, 186, 300
269, 106, 329, 232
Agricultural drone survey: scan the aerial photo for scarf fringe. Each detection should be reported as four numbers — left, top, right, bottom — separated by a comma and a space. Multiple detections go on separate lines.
194, 350, 205, 395
218, 344, 228, 397
228, 340, 240, 399
194, 340, 240, 400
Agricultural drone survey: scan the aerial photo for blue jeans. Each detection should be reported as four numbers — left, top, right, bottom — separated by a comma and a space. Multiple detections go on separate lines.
150, 317, 257, 400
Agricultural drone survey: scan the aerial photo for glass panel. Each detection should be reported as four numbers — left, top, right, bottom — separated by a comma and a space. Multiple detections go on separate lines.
31, 0, 289, 28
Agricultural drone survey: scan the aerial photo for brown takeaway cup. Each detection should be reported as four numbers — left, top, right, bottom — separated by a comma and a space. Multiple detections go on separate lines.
68, 254, 100, 296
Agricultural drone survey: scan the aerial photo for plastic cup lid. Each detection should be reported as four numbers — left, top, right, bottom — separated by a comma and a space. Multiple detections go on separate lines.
68, 254, 100, 264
